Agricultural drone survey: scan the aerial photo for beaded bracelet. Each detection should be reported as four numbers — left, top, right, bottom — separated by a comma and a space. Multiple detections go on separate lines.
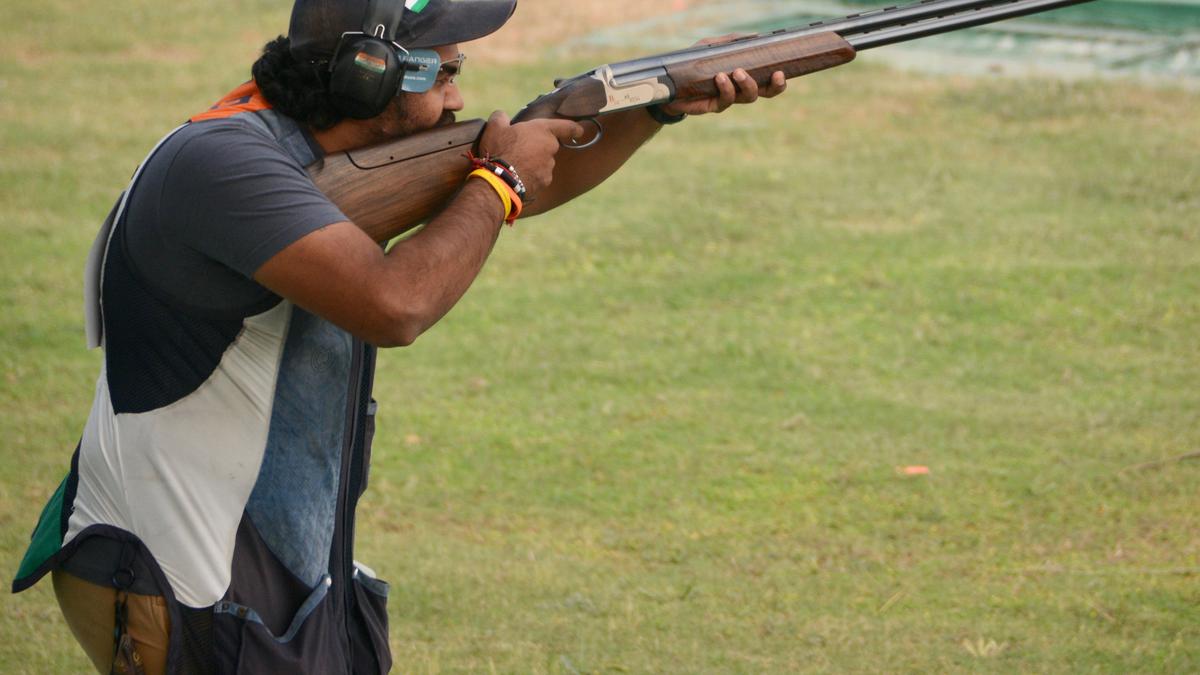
467, 152, 527, 201
465, 151, 527, 225
487, 158, 528, 200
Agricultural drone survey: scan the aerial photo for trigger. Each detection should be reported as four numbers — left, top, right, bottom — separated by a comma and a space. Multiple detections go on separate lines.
562, 118, 603, 151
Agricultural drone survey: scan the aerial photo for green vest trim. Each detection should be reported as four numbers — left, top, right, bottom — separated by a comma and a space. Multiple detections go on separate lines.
15, 473, 69, 584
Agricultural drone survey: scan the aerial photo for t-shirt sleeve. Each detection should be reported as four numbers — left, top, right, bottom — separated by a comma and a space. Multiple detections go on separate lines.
159, 120, 348, 278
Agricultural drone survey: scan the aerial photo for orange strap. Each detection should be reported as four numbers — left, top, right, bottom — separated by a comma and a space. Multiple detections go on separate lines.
190, 81, 272, 123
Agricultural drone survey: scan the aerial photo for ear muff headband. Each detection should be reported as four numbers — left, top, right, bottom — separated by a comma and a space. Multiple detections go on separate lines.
329, 35, 404, 119
328, 0, 413, 119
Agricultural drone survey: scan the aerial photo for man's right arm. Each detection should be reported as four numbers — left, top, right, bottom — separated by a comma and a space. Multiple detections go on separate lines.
254, 113, 582, 348
255, 180, 503, 347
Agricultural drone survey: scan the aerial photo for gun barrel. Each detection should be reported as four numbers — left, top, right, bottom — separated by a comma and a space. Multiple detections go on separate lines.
793, 0, 1018, 39
847, 0, 1096, 49
607, 0, 1094, 81
608, 0, 1018, 79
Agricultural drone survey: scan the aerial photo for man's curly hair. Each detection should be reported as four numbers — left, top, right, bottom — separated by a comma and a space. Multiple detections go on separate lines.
252, 36, 344, 130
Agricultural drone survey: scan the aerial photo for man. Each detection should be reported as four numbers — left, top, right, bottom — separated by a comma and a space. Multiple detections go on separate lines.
13, 0, 786, 672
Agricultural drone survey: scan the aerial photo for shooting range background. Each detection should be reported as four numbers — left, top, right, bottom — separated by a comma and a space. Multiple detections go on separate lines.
1, 0, 1197, 672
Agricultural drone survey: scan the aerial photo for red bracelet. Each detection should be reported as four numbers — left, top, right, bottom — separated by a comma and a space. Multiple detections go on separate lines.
466, 151, 528, 201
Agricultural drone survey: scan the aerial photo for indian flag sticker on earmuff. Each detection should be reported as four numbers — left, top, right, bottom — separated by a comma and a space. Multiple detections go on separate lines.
405, 0, 431, 12
354, 51, 388, 75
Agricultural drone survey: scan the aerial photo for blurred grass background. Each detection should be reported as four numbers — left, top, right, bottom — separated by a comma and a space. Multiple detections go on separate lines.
2, 0, 1198, 672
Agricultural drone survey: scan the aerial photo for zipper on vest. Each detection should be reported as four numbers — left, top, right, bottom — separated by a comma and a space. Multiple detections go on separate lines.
337, 340, 366, 673
337, 339, 378, 673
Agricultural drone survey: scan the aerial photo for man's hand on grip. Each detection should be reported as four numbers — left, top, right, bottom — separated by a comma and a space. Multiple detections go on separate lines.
478, 111, 584, 201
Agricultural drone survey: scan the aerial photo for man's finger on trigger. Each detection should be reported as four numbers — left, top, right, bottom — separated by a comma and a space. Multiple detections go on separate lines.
544, 119, 586, 143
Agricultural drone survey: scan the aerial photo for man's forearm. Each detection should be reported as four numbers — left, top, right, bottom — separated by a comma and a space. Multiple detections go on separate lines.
521, 108, 664, 217
379, 180, 507, 343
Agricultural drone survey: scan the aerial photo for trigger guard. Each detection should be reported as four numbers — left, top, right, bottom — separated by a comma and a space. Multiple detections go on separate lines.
562, 118, 602, 150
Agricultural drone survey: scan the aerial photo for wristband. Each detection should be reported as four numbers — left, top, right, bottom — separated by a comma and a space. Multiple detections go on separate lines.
646, 104, 687, 126
468, 168, 523, 225
466, 152, 528, 201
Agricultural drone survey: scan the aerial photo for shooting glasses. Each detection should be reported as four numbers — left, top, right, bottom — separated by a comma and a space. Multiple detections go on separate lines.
331, 30, 465, 94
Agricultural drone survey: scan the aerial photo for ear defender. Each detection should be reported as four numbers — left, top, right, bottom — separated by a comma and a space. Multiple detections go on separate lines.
329, 37, 406, 119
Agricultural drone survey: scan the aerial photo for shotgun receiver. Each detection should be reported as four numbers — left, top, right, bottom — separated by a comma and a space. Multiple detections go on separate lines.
308, 0, 1095, 242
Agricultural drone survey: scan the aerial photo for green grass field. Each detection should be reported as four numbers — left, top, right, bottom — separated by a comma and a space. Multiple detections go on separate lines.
2, 1, 1198, 673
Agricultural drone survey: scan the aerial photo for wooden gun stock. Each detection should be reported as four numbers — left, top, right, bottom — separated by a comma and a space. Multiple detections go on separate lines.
307, 119, 486, 243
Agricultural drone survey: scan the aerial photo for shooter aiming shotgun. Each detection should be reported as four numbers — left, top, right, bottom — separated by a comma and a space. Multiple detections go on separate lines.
309, 0, 1097, 241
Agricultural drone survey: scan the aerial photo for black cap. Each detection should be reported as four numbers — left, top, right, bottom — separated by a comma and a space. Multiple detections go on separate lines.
289, 0, 518, 61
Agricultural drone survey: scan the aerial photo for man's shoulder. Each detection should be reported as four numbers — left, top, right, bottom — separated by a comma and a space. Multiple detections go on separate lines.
125, 110, 345, 290
159, 115, 298, 171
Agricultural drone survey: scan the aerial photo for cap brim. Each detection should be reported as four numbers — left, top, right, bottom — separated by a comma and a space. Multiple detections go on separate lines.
406, 0, 518, 49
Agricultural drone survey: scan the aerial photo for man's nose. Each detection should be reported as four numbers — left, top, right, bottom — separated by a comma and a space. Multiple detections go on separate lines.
444, 84, 464, 112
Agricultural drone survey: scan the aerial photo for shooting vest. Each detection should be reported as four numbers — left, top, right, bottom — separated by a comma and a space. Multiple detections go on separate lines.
12, 87, 391, 674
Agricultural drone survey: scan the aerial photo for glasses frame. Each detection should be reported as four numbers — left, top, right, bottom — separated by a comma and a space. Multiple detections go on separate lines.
436, 54, 466, 87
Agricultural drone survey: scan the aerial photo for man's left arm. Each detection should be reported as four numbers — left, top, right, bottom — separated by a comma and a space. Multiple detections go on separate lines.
521, 68, 788, 217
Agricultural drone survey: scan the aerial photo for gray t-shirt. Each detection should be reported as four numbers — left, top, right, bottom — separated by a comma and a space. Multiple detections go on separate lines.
61, 114, 348, 592
122, 116, 347, 316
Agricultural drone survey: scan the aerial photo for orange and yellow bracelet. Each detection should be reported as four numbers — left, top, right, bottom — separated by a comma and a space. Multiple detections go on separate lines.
466, 159, 525, 225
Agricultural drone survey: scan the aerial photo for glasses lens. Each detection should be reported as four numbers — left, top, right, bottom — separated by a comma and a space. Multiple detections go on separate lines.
399, 49, 441, 94
438, 54, 466, 85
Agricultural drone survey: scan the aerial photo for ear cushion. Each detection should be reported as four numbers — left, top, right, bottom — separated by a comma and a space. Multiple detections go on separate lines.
329, 38, 405, 119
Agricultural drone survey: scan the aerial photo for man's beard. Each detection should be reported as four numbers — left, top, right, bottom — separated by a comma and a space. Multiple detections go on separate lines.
375, 96, 457, 139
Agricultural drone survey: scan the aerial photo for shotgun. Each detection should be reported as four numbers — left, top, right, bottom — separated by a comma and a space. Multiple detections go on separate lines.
308, 0, 1096, 242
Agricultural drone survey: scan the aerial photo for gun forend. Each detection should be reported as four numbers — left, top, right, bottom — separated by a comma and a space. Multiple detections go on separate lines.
520, 31, 856, 122
666, 32, 855, 101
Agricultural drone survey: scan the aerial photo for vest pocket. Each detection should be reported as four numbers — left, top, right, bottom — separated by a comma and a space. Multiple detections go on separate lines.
214, 575, 343, 673
350, 562, 392, 675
